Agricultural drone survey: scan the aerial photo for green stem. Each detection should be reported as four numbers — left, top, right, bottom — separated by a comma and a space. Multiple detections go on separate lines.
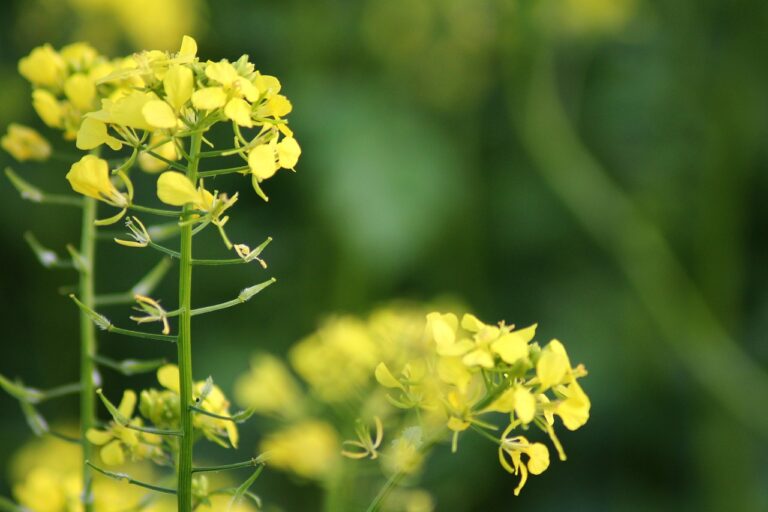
177, 132, 203, 512
79, 196, 97, 512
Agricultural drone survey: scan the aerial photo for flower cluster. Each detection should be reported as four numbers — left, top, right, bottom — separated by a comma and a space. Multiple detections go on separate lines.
375, 312, 591, 495
237, 305, 590, 497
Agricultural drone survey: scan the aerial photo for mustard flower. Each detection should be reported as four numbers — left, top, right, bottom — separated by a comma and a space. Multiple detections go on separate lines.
86, 390, 164, 466
1, 124, 51, 162
155, 364, 239, 448
260, 420, 339, 479
234, 354, 305, 419
66, 155, 131, 208
498, 427, 550, 496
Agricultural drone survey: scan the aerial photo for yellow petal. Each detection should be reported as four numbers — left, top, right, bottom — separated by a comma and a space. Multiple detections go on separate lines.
526, 443, 550, 475
86, 428, 113, 445
513, 387, 536, 424
374, 362, 404, 390
164, 65, 194, 111
426, 312, 458, 347
117, 389, 137, 418
191, 87, 227, 110
100, 440, 125, 466
31, 89, 62, 128
106, 91, 157, 130
205, 60, 239, 87
460, 313, 485, 332
179, 35, 198, 59
156, 171, 199, 207
254, 74, 281, 96
224, 98, 253, 127
556, 380, 591, 430
226, 421, 239, 449
536, 339, 571, 389
491, 325, 536, 365
247, 144, 278, 180
264, 94, 292, 117
64, 73, 96, 111
76, 118, 122, 151
142, 100, 177, 129
461, 348, 494, 369
157, 364, 180, 393
277, 136, 301, 169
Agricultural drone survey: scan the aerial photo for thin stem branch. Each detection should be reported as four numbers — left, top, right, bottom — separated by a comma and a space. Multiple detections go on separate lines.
129, 204, 183, 218
191, 457, 265, 473
198, 165, 249, 178
107, 325, 177, 343
86, 461, 177, 495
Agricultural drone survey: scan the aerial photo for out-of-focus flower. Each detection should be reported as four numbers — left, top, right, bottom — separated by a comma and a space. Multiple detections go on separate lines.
260, 420, 340, 479
1, 124, 51, 162
234, 353, 305, 419
289, 317, 380, 402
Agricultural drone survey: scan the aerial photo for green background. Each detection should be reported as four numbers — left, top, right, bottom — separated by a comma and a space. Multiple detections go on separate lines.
1, 0, 767, 510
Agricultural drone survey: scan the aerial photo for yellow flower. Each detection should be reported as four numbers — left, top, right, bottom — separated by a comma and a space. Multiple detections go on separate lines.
163, 64, 194, 111
1, 124, 51, 162
427, 312, 535, 369
86, 390, 164, 466
66, 155, 129, 207
18, 44, 66, 87
382, 426, 424, 475
497, 428, 550, 496
89, 90, 157, 131
154, 364, 240, 448
32, 89, 63, 128
234, 354, 305, 418
260, 420, 339, 479
289, 317, 380, 402
156, 171, 213, 211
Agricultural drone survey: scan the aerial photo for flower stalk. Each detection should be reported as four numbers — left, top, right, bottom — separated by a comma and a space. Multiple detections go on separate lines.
78, 195, 97, 512
176, 132, 202, 512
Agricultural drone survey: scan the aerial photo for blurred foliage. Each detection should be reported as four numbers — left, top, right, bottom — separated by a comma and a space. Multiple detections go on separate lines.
1, 0, 768, 511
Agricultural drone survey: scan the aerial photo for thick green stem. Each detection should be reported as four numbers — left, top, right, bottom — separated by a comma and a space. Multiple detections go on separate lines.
176, 133, 203, 512
79, 196, 97, 512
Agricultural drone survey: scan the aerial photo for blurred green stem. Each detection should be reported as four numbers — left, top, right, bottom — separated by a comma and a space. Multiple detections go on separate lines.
79, 196, 97, 512
513, 48, 768, 434
176, 132, 202, 512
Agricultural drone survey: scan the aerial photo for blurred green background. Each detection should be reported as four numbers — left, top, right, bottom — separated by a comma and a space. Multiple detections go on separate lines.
1, 0, 768, 510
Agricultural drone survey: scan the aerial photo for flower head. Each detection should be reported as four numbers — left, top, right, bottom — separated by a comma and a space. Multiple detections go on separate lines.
1, 124, 51, 162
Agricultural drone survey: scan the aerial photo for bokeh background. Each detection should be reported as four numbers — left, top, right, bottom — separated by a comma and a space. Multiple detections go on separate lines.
1, 0, 768, 510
